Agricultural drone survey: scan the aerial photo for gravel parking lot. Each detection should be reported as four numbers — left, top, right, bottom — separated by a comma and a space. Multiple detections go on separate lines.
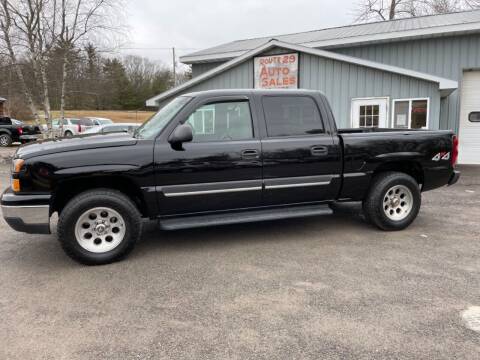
0, 161, 479, 359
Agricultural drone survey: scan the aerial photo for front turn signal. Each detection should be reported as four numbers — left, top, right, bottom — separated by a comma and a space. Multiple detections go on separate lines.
12, 178, 21, 192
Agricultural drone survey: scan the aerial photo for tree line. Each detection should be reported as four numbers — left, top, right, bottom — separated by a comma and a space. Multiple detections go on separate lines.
0, 0, 189, 127
0, 43, 188, 120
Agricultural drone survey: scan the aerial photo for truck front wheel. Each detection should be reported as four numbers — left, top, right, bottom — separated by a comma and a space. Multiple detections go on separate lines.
57, 189, 142, 265
363, 172, 421, 231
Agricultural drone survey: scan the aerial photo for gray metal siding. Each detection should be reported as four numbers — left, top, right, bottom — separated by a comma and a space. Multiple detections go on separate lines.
162, 49, 441, 129
333, 33, 480, 131
300, 53, 440, 128
158, 60, 254, 108
192, 62, 227, 77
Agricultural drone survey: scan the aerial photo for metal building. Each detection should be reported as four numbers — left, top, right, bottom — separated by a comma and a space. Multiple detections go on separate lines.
147, 10, 480, 164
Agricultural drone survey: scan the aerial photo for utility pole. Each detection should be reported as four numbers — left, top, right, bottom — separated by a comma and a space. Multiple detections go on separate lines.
172, 47, 177, 87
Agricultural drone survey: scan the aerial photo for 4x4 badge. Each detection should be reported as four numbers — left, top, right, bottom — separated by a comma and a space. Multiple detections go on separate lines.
432, 152, 450, 161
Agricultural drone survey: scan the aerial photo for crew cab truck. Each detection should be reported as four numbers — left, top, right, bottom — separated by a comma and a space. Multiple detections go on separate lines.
1, 90, 460, 265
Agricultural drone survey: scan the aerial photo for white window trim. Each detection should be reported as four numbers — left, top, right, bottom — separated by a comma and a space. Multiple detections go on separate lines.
391, 98, 430, 129
189, 108, 216, 135
350, 97, 390, 128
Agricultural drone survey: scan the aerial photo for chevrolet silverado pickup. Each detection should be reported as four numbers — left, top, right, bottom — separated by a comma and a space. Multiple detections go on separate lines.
1, 90, 460, 265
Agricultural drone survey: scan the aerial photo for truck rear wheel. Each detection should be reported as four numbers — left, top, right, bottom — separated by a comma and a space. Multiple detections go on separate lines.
57, 189, 142, 265
363, 172, 421, 231
0, 133, 12, 147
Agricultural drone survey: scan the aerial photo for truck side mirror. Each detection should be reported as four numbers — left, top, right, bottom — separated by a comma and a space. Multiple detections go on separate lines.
168, 123, 193, 150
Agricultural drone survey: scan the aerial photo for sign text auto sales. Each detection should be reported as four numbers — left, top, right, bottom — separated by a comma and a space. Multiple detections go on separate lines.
254, 53, 298, 89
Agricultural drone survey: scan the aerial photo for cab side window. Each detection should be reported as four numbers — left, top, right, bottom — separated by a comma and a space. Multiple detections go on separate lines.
262, 96, 324, 137
186, 101, 253, 142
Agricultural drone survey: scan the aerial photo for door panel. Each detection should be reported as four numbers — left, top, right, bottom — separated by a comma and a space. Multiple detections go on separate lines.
261, 136, 342, 205
154, 141, 263, 214
459, 71, 480, 164
258, 94, 342, 206
351, 98, 388, 128
154, 97, 263, 215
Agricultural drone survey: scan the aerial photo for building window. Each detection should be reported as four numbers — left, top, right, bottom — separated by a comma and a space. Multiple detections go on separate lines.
392, 98, 429, 129
351, 97, 388, 128
359, 105, 380, 128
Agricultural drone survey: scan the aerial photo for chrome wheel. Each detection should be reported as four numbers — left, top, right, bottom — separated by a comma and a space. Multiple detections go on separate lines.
383, 185, 413, 221
75, 207, 126, 253
0, 135, 9, 146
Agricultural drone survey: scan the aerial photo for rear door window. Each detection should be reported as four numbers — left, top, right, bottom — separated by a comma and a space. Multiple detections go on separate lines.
262, 96, 324, 137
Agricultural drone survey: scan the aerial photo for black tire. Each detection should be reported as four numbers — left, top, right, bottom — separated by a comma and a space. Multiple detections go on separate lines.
57, 189, 142, 265
64, 131, 73, 137
0, 133, 12, 147
362, 172, 421, 231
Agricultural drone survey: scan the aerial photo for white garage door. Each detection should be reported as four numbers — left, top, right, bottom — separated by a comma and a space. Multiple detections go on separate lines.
459, 71, 480, 164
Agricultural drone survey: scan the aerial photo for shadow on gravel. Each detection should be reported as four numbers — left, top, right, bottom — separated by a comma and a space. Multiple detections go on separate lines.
137, 203, 370, 254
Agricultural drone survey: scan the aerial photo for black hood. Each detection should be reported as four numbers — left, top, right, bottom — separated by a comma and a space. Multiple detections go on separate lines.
16, 133, 137, 159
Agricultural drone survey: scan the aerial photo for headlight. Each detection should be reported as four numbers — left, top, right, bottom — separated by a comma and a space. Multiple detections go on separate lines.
12, 158, 25, 174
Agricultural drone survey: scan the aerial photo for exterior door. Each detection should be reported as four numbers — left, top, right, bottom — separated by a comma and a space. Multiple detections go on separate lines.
258, 94, 342, 206
459, 71, 480, 165
154, 97, 263, 215
351, 98, 388, 128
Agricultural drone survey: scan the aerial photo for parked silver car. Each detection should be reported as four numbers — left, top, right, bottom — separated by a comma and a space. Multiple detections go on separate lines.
83, 117, 114, 126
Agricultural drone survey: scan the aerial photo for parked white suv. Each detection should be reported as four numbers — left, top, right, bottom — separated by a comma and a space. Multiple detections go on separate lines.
50, 118, 95, 137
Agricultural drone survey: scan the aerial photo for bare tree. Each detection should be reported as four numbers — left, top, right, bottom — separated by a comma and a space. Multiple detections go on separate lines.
1, 0, 124, 134
55, 0, 123, 123
0, 0, 57, 132
0, 0, 41, 124
355, 0, 480, 22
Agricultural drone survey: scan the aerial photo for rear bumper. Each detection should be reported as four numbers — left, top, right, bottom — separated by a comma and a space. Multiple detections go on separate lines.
19, 134, 39, 141
1, 188, 51, 234
448, 170, 461, 186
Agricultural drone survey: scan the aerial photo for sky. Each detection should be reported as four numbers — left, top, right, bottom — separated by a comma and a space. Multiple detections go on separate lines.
122, 0, 356, 68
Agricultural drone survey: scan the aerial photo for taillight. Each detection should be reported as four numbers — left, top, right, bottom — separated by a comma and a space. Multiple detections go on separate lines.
18, 127, 23, 135
452, 135, 459, 167
78, 124, 82, 133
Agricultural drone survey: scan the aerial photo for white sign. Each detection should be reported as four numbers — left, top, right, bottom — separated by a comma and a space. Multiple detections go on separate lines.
254, 53, 298, 89
396, 114, 408, 127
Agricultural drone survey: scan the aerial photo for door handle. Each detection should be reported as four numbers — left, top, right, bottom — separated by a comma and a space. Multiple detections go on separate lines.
241, 149, 260, 159
310, 145, 328, 156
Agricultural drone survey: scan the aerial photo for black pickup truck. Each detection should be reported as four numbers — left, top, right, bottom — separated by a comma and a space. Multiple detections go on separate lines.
0, 117, 42, 146
1, 90, 460, 265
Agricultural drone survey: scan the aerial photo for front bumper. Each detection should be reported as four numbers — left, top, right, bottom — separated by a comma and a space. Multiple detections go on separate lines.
448, 170, 461, 186
1, 188, 51, 234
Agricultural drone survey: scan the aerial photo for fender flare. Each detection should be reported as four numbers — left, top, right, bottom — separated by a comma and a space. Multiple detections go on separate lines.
0, 129, 13, 136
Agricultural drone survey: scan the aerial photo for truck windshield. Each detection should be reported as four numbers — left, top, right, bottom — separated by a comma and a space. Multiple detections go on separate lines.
135, 96, 191, 139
